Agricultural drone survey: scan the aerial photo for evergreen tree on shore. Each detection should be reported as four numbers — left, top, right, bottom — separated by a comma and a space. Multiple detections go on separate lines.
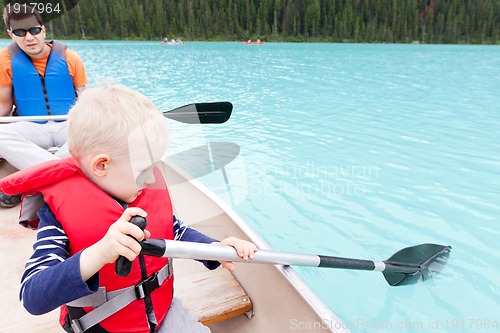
2, 0, 498, 44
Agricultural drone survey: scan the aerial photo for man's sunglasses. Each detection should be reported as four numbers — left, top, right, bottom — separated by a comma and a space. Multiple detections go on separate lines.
10, 26, 43, 37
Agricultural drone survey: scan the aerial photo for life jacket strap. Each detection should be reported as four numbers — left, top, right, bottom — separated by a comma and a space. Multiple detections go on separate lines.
68, 258, 173, 333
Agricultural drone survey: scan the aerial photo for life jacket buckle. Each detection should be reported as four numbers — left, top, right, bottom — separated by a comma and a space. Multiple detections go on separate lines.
70, 318, 84, 333
135, 272, 160, 300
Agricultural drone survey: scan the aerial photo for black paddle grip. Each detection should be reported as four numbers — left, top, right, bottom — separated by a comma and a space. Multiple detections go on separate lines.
114, 216, 148, 277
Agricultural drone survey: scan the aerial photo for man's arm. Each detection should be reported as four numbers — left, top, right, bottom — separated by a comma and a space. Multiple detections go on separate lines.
0, 86, 13, 116
65, 49, 88, 96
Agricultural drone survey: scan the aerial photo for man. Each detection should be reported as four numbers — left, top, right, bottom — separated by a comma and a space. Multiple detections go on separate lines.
0, 3, 87, 208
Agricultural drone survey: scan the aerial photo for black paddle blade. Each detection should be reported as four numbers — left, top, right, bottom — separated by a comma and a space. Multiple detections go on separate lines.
164, 102, 233, 124
382, 243, 452, 286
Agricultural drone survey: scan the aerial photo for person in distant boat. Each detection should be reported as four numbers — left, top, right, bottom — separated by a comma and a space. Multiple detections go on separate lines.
257, 39, 261, 42
0, 82, 257, 333
0, 4, 88, 208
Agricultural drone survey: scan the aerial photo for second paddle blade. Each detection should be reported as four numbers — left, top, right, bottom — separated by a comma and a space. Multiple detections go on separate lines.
164, 102, 233, 124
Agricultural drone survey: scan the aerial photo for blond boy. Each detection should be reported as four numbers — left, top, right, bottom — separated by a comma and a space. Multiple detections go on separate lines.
0, 82, 256, 332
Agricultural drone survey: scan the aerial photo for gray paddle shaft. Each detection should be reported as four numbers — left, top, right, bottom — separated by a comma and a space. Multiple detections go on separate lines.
141, 239, 389, 271
141, 239, 321, 266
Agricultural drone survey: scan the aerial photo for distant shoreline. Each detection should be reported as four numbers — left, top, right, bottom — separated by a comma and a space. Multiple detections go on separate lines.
0, 37, 497, 46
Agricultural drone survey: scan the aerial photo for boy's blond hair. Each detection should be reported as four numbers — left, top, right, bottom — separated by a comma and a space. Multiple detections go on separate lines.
67, 82, 169, 162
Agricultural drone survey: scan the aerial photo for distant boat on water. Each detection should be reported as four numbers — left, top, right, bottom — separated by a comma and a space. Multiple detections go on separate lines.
161, 38, 184, 45
244, 39, 264, 45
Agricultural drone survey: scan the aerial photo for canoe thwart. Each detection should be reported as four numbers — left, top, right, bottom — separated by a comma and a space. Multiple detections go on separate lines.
174, 259, 253, 326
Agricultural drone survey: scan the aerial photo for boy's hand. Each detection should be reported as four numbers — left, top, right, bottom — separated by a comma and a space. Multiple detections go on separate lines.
80, 207, 150, 281
98, 208, 151, 263
217, 237, 258, 271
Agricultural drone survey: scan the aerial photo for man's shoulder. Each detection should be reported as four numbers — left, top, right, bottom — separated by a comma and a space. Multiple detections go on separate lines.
62, 46, 83, 63
63, 48, 86, 83
64, 48, 79, 57
0, 47, 12, 69
0, 47, 11, 59
47, 41, 83, 65
1, 42, 15, 53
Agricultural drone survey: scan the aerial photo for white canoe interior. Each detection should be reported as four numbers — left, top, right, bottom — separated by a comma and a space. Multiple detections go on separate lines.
0, 159, 348, 332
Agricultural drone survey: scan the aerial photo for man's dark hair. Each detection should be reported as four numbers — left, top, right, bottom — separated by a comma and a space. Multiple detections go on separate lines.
3, 3, 43, 28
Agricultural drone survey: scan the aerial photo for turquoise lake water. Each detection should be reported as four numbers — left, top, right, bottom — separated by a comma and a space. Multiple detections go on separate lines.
3, 40, 498, 332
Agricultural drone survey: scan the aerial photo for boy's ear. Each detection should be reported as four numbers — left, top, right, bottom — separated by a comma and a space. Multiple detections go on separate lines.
90, 154, 111, 177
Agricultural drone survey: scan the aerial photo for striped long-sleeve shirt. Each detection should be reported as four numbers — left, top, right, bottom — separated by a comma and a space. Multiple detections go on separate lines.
20, 203, 219, 315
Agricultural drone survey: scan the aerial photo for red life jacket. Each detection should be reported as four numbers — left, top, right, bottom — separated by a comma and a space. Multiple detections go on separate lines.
0, 158, 174, 332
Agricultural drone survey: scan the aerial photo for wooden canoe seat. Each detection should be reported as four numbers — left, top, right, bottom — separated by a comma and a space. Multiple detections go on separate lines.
174, 259, 253, 326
